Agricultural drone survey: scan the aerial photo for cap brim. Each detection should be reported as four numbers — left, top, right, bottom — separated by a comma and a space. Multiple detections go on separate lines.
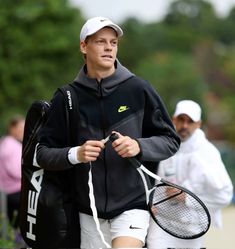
87, 24, 123, 38
173, 111, 200, 122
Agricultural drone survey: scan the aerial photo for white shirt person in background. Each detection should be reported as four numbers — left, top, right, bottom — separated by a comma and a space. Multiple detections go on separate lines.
147, 100, 233, 249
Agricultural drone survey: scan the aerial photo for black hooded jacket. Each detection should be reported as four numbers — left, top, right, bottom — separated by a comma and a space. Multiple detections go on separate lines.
37, 61, 180, 219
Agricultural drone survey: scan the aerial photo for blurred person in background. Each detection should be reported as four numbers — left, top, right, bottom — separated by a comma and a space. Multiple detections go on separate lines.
147, 100, 233, 249
0, 115, 25, 230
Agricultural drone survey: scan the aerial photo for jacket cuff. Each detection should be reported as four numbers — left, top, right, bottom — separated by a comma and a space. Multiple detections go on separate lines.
68, 146, 81, 164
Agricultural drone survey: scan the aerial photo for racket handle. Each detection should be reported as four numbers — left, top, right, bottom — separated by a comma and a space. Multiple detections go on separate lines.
109, 133, 119, 142
109, 133, 141, 168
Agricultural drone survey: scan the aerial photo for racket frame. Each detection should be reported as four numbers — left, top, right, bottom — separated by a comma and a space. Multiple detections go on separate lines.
108, 133, 211, 239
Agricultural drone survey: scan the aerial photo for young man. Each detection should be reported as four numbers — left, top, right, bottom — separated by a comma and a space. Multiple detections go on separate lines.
36, 16, 180, 248
147, 100, 233, 248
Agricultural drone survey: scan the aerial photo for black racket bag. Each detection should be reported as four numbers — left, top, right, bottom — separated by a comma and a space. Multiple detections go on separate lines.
19, 87, 80, 248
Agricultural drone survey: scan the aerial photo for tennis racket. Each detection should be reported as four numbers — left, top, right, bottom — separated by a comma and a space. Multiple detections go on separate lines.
109, 133, 211, 239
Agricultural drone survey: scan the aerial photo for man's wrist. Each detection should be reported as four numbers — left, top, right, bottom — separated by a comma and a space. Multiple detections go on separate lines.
68, 146, 81, 164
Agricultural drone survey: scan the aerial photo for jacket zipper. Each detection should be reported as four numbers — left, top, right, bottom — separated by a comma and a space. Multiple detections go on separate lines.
97, 81, 108, 213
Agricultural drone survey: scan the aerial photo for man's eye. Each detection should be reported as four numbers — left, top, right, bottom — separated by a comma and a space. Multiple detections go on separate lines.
96, 40, 105, 44
111, 41, 118, 46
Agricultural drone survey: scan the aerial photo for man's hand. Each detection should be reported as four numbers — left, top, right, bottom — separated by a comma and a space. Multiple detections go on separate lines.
76, 140, 105, 163
111, 131, 140, 158
165, 186, 186, 203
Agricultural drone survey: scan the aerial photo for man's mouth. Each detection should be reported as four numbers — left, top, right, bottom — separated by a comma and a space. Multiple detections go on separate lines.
102, 55, 112, 58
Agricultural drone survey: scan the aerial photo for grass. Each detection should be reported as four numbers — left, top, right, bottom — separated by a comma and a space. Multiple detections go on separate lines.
0, 214, 23, 248
0, 221, 15, 248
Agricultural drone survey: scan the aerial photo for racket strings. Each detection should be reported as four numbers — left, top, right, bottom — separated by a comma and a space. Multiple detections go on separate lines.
153, 188, 184, 205
150, 185, 209, 239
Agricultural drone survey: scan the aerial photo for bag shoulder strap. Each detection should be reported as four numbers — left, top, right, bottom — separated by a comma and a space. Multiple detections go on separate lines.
58, 83, 77, 146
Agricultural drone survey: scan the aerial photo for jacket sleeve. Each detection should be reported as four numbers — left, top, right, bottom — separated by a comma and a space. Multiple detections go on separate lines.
36, 145, 73, 171
36, 90, 74, 171
136, 83, 180, 162
183, 147, 233, 210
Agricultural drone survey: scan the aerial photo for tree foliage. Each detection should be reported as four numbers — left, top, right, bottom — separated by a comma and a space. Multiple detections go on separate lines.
118, 0, 235, 146
0, 0, 84, 131
1, 0, 235, 148
134, 52, 206, 115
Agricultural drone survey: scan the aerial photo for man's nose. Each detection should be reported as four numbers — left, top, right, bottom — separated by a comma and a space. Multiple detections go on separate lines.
181, 120, 190, 128
104, 42, 112, 50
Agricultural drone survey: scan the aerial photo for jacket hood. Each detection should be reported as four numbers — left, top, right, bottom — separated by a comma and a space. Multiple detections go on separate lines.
74, 60, 134, 96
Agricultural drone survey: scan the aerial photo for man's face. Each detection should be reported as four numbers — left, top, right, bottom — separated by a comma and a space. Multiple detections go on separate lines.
173, 114, 201, 141
80, 27, 118, 72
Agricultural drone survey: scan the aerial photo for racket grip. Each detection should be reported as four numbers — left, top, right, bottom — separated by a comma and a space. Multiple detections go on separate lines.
109, 133, 119, 142
109, 133, 141, 168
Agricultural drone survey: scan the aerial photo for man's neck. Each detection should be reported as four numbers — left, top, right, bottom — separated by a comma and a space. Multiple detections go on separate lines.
86, 65, 115, 82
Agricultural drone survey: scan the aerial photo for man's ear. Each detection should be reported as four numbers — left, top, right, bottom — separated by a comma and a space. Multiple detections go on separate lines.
172, 116, 177, 125
80, 41, 87, 54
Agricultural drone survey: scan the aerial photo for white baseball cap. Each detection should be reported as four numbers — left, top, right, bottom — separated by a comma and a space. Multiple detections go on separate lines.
80, 16, 123, 41
173, 100, 202, 122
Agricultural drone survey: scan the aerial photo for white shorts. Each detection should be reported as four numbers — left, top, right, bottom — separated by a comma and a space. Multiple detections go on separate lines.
80, 209, 150, 248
